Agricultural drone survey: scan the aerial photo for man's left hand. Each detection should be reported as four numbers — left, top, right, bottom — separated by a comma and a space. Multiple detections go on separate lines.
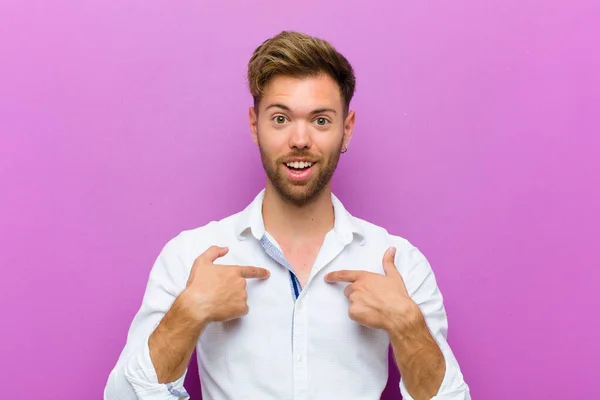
324, 247, 424, 335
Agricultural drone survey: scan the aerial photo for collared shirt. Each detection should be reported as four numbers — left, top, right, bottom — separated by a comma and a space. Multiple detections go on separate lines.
104, 190, 470, 400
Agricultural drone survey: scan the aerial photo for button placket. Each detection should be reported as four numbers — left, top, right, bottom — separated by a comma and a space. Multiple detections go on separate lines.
292, 293, 309, 399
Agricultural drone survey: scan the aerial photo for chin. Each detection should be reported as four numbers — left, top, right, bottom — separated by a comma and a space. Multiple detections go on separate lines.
281, 186, 323, 206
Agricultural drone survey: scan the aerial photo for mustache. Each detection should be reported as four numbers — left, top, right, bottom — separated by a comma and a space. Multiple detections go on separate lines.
277, 151, 320, 162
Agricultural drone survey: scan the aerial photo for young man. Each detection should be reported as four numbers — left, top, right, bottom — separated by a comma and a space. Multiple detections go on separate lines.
105, 31, 470, 400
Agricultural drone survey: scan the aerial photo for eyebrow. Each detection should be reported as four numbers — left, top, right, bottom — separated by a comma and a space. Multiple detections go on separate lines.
265, 103, 338, 115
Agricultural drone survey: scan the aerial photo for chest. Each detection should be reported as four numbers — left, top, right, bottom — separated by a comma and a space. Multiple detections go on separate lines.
263, 231, 327, 287
196, 245, 391, 394
283, 246, 321, 287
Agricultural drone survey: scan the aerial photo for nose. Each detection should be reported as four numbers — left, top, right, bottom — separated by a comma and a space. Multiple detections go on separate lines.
288, 121, 312, 150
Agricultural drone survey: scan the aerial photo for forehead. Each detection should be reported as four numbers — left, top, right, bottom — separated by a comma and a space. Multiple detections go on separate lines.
260, 73, 343, 113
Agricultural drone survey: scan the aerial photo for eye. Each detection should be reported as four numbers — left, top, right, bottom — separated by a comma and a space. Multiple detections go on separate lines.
315, 117, 330, 126
273, 115, 288, 124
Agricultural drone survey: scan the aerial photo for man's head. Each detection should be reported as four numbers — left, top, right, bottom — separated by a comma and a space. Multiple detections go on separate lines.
247, 31, 356, 206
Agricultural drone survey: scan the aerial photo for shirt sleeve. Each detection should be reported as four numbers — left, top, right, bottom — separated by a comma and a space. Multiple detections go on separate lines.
393, 239, 471, 400
104, 237, 191, 400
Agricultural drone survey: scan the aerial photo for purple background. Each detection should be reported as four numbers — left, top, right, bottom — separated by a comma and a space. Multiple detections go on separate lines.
1, 1, 598, 399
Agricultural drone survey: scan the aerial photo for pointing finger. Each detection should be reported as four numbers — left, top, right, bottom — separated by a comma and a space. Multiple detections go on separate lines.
238, 266, 270, 279
325, 270, 363, 283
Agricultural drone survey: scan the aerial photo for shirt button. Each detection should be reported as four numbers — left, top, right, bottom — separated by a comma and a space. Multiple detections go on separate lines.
296, 354, 303, 362
296, 300, 303, 310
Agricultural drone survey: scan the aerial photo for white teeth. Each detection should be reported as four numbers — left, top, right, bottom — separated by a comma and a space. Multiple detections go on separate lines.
286, 161, 313, 169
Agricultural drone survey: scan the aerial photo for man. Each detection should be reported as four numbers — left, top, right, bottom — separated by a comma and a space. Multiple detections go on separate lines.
105, 31, 470, 400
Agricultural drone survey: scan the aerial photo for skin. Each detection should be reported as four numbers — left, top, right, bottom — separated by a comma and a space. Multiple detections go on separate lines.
325, 247, 446, 399
148, 246, 269, 383
249, 73, 353, 208
248, 73, 355, 284
148, 72, 445, 399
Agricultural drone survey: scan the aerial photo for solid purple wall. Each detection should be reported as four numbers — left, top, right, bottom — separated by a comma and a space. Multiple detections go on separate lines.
1, 1, 598, 399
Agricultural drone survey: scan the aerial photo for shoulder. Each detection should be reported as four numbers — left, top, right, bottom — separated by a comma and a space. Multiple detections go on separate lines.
346, 212, 445, 307
352, 216, 425, 260
161, 211, 244, 262
351, 215, 434, 287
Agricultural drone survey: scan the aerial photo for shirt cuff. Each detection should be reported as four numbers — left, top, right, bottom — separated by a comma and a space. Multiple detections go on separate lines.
399, 349, 470, 400
123, 336, 189, 399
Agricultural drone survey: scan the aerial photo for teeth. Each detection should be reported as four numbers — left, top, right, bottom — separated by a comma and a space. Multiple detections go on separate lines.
286, 161, 313, 169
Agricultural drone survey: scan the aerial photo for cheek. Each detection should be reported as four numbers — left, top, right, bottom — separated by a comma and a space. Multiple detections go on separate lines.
257, 137, 286, 164
313, 128, 344, 150
258, 131, 296, 157
257, 122, 285, 144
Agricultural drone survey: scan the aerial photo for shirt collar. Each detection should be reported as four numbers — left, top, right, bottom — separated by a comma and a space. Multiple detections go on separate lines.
235, 189, 365, 245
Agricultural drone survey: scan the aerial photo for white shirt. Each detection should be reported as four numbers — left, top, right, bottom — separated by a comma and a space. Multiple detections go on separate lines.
104, 190, 470, 400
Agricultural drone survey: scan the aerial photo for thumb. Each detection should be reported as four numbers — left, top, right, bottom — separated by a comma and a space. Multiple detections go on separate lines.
382, 246, 398, 276
202, 245, 230, 263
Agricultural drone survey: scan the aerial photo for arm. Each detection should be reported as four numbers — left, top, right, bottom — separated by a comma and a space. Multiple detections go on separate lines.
394, 243, 470, 400
325, 245, 470, 400
388, 304, 445, 399
148, 292, 207, 384
104, 239, 192, 400
104, 241, 269, 400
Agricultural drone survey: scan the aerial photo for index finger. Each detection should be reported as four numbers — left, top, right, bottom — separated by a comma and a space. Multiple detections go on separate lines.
236, 266, 270, 279
324, 270, 364, 283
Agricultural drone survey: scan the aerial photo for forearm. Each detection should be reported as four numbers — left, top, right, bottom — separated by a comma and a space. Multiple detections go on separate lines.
388, 309, 445, 400
149, 291, 207, 383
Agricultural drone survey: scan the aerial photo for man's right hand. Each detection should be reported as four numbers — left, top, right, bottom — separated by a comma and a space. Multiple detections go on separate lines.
149, 245, 269, 384
180, 245, 270, 325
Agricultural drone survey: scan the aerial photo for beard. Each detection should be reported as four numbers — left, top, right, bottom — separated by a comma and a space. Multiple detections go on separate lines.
258, 136, 344, 207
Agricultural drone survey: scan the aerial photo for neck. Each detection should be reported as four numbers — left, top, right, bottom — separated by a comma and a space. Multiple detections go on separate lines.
262, 182, 335, 242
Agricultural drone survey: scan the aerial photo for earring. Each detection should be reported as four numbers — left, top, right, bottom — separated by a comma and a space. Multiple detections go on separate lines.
341, 145, 348, 154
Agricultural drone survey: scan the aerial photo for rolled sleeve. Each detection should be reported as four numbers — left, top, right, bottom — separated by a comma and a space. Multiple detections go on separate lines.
399, 347, 470, 400
104, 235, 193, 400
122, 337, 189, 399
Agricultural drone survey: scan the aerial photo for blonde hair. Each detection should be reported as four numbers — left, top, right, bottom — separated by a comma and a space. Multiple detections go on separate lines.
247, 31, 356, 114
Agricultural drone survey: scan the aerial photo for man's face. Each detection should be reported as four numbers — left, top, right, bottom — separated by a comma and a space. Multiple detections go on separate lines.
249, 73, 355, 206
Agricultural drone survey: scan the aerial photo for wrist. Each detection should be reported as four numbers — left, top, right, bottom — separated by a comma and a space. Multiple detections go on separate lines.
387, 306, 441, 369
385, 303, 427, 342
175, 289, 211, 330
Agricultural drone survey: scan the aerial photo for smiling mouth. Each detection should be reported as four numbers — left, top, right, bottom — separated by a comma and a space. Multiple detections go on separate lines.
285, 161, 314, 171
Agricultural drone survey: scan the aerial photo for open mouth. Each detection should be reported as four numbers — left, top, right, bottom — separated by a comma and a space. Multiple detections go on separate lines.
285, 161, 314, 171
284, 161, 315, 181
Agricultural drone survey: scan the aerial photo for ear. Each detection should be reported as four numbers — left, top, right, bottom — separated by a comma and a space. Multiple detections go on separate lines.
249, 106, 259, 145
342, 109, 356, 149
